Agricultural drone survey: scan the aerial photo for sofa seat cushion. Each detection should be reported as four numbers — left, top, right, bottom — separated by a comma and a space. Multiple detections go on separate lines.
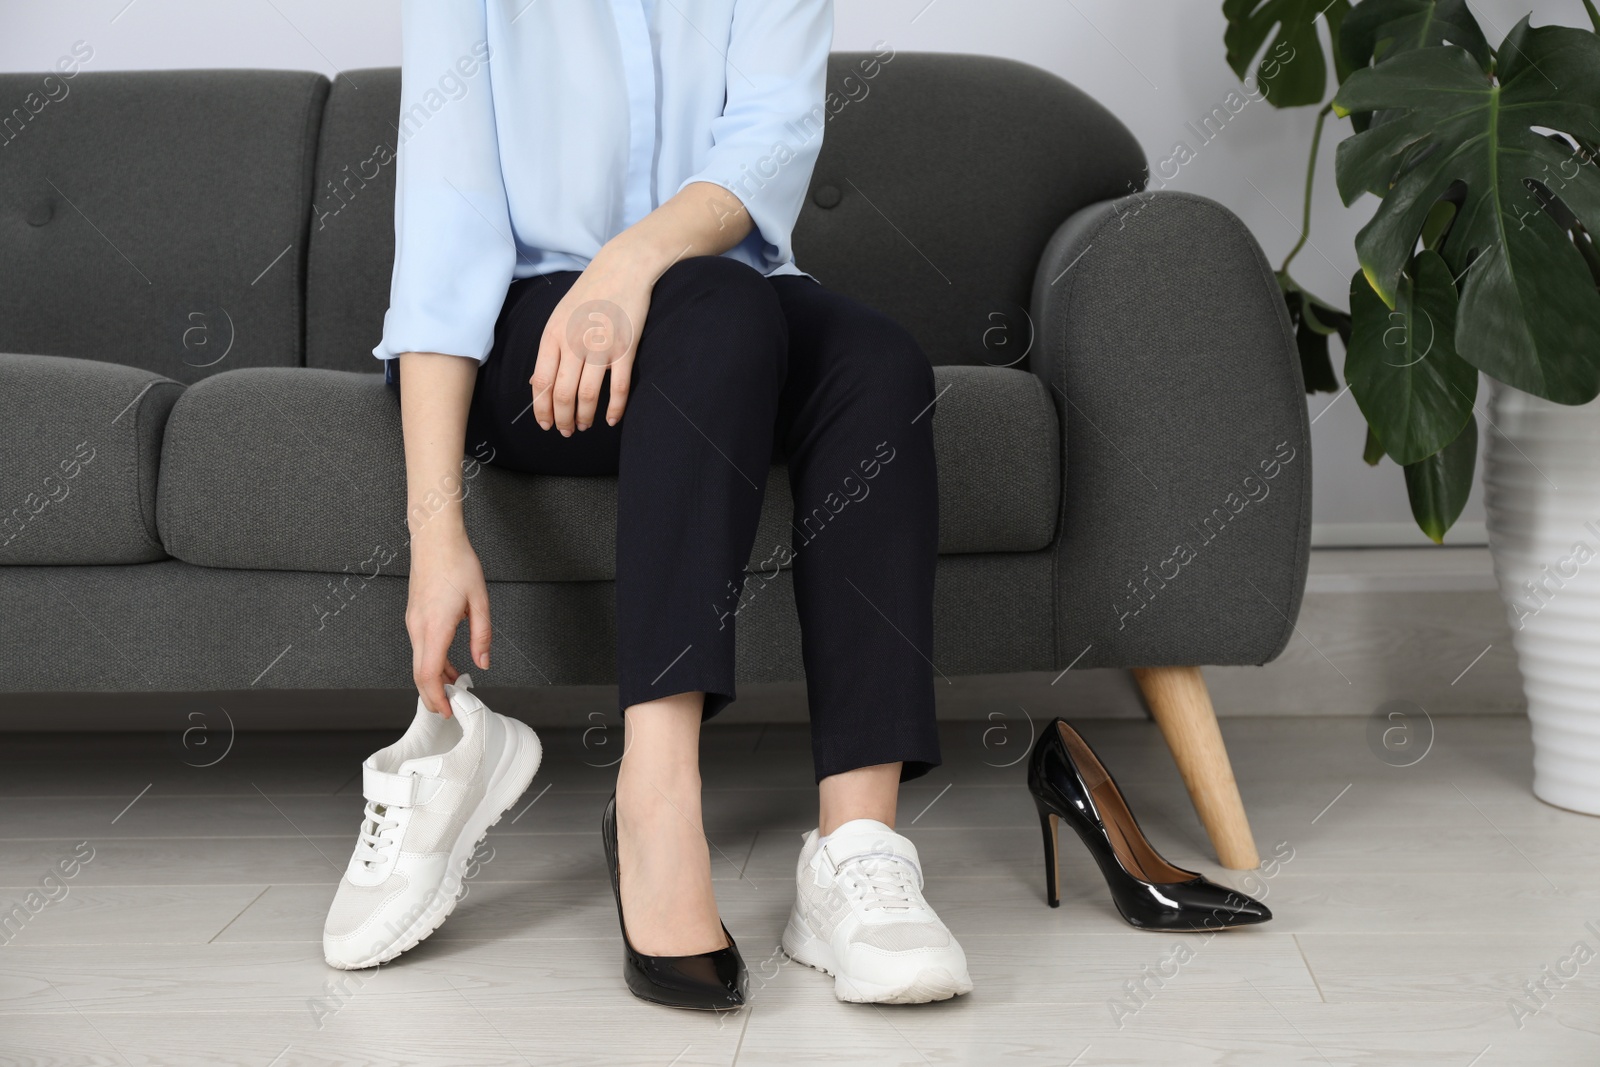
156, 364, 1058, 582
0, 353, 183, 564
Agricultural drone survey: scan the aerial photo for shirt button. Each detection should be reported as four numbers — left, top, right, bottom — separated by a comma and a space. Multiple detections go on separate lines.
26, 200, 54, 226
812, 184, 842, 209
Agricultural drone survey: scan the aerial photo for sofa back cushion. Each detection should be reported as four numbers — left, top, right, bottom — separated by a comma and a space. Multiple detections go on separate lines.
304, 67, 404, 373
304, 52, 1146, 372
792, 51, 1145, 367
0, 69, 326, 382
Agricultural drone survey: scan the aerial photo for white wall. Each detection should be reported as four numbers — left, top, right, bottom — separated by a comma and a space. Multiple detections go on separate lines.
2, 0, 1580, 546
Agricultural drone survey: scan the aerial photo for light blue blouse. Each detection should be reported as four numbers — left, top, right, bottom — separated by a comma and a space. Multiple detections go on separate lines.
373, 0, 834, 367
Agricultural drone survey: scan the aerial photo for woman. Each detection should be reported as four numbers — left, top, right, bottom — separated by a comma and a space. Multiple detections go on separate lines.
323, 0, 971, 1009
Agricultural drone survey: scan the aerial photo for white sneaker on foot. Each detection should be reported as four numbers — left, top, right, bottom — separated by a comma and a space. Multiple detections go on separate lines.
782, 819, 973, 1004
323, 674, 541, 969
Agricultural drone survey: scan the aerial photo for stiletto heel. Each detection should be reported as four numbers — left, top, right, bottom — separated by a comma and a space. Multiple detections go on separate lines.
1026, 718, 1271, 931
1035, 798, 1061, 908
601, 794, 747, 1010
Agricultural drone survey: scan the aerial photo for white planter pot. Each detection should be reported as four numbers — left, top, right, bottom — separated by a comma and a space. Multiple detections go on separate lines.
1483, 378, 1600, 815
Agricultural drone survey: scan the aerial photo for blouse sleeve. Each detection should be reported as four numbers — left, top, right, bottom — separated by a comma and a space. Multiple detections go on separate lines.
373, 0, 516, 365
675, 0, 834, 273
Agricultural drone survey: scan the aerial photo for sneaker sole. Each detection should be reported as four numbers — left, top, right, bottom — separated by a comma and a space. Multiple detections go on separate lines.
781, 908, 973, 1005
326, 714, 543, 970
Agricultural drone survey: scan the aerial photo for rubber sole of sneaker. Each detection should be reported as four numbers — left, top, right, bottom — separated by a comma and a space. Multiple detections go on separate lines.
325, 715, 543, 970
780, 909, 974, 1004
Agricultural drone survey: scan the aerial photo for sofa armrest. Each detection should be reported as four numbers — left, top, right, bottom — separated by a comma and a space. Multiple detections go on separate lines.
0, 353, 183, 565
1029, 191, 1312, 668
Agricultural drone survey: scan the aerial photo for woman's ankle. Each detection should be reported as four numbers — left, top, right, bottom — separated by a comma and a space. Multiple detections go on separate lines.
616, 772, 703, 829
818, 761, 902, 835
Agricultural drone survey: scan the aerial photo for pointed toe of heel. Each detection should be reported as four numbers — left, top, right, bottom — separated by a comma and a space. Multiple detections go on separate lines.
1125, 876, 1275, 932
1215, 893, 1272, 928
624, 929, 747, 1010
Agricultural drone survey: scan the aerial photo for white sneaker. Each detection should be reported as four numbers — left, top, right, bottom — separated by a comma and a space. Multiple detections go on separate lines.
782, 818, 973, 1004
323, 674, 541, 969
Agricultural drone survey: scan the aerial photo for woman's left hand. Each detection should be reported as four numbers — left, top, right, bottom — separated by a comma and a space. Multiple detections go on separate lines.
530, 180, 755, 433
531, 248, 655, 434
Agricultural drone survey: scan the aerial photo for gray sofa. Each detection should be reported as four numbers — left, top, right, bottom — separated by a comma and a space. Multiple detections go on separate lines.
0, 54, 1309, 868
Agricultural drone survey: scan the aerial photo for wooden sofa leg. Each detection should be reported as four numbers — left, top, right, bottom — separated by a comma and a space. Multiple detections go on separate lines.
1130, 665, 1260, 870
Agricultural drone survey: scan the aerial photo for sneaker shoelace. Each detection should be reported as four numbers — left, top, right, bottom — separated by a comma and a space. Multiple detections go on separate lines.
837, 851, 923, 912
353, 801, 403, 869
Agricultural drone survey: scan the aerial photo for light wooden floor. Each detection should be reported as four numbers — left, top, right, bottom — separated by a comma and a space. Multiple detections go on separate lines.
2, 714, 1598, 1065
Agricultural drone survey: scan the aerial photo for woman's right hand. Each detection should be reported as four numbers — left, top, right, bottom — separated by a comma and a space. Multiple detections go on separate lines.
405, 527, 492, 719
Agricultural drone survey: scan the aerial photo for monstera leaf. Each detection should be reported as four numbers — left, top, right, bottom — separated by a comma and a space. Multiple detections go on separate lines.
1333, 18, 1600, 404
1403, 415, 1477, 543
1225, 0, 1353, 106
1339, 0, 1489, 71
1336, 0, 1490, 131
1346, 252, 1474, 464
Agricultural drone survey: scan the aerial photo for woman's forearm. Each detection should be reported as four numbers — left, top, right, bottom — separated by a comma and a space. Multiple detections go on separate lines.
597, 180, 755, 280
398, 350, 479, 540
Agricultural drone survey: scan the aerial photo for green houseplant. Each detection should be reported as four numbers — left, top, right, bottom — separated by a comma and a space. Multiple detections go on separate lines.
1222, 0, 1600, 540
1223, 0, 1600, 815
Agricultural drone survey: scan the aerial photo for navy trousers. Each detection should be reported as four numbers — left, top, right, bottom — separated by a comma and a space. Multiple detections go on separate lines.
425, 255, 940, 783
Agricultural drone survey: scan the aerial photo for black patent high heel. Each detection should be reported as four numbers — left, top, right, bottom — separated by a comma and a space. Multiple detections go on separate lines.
601, 794, 746, 1010
1027, 718, 1271, 931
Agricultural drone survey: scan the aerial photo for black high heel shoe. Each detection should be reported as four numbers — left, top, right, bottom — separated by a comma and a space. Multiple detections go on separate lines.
1027, 718, 1271, 931
601, 794, 747, 1010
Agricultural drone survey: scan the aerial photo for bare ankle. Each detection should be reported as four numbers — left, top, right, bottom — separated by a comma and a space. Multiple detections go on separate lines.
617, 762, 701, 810
818, 762, 902, 835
